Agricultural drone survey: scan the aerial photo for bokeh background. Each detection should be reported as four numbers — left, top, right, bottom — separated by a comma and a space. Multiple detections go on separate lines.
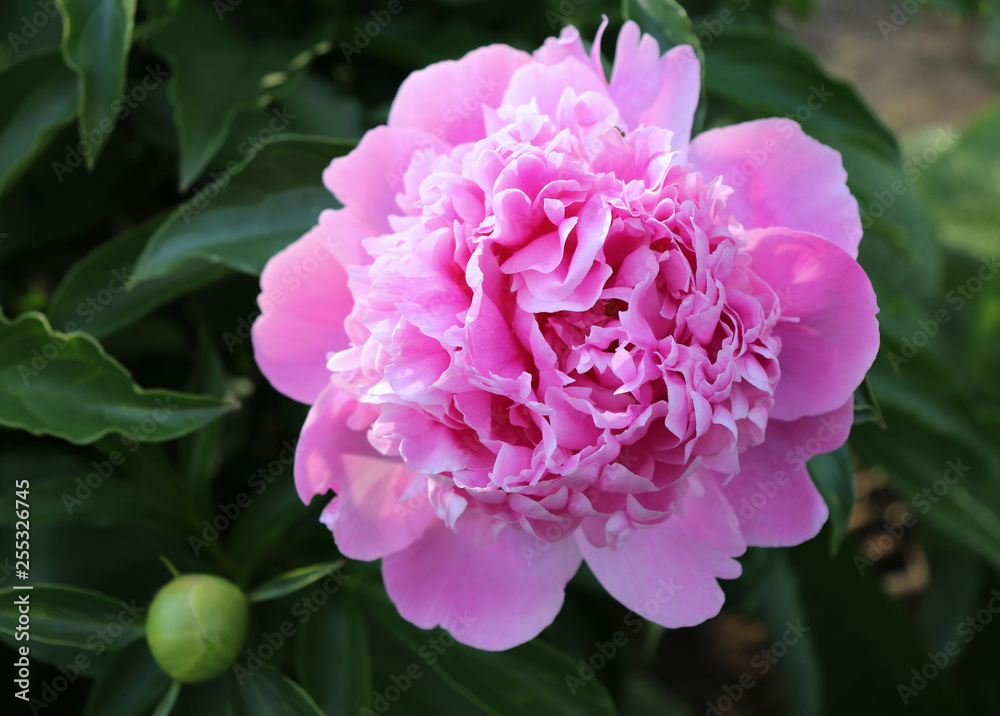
1, 1, 999, 715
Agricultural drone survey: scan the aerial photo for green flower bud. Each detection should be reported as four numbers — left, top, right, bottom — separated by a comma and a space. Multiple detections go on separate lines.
146, 574, 249, 683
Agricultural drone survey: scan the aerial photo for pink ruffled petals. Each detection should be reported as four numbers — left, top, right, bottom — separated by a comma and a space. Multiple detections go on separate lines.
252, 19, 879, 650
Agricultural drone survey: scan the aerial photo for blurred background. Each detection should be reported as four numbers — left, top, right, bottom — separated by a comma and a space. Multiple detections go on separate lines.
1, 1, 999, 715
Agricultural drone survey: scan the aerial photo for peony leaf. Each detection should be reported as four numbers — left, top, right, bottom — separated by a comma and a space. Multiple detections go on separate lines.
0, 0, 64, 73
293, 595, 372, 716
0, 311, 237, 445
914, 101, 1000, 257
145, 0, 329, 190
787, 534, 966, 714
0, 52, 78, 197
55, 0, 137, 167
247, 561, 345, 603
130, 135, 352, 285
750, 550, 822, 716
703, 28, 898, 163
47, 212, 228, 339
0, 584, 145, 649
0, 448, 188, 533
228, 665, 325, 716
852, 385, 1000, 572
82, 639, 173, 716
807, 444, 856, 556
151, 681, 182, 716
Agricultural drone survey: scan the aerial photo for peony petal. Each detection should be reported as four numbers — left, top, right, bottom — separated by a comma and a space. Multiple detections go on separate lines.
252, 225, 351, 404
747, 227, 879, 421
323, 126, 446, 233
382, 516, 582, 650
721, 399, 853, 547
578, 476, 745, 628
295, 385, 434, 560
609, 21, 700, 150
688, 118, 863, 256
388, 44, 533, 146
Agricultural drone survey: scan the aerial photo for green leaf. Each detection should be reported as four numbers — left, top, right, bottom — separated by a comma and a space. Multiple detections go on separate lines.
362, 586, 619, 716
131, 135, 351, 285
46, 212, 229, 338
294, 595, 372, 716
55, 0, 137, 167
229, 665, 325, 716
228, 477, 311, 584
0, 584, 144, 649
0, 448, 188, 533
750, 550, 822, 716
852, 341, 1000, 568
0, 0, 64, 72
920, 527, 984, 655
177, 335, 228, 510
280, 74, 364, 141
147, 0, 330, 189
703, 28, 898, 163
0, 310, 237, 445
0, 52, 78, 197
914, 104, 1000, 256
807, 444, 855, 555
701, 26, 944, 301
248, 561, 346, 603
787, 534, 966, 715
83, 639, 173, 716
619, 675, 693, 716
152, 681, 182, 716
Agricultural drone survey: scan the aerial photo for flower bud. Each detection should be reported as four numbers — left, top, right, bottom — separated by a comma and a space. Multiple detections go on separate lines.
146, 574, 249, 683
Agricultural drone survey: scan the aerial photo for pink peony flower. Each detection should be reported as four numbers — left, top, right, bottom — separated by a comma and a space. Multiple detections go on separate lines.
252, 20, 879, 650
